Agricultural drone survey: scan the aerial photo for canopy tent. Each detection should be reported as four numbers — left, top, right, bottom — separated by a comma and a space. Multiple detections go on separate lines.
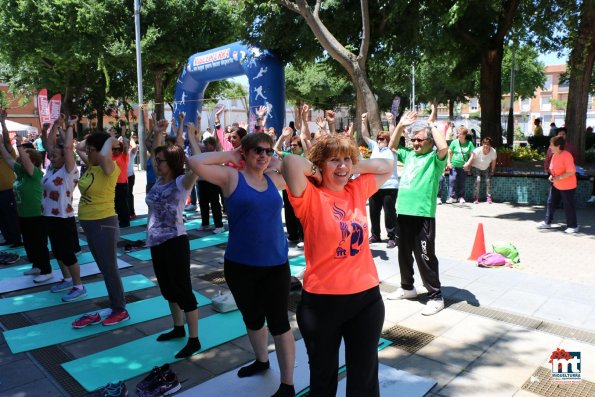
2, 119, 38, 136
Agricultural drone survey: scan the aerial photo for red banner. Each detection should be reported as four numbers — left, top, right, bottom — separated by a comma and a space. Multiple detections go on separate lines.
49, 93, 61, 123
37, 88, 49, 126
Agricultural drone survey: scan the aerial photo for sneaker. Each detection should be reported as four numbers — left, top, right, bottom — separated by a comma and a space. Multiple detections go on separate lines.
72, 312, 102, 328
102, 310, 130, 326
369, 235, 382, 244
564, 226, 580, 234
487, 195, 493, 204
386, 287, 418, 300
297, 242, 304, 249
136, 364, 173, 395
212, 227, 225, 234
199, 224, 214, 231
130, 214, 137, 220
437, 197, 442, 205
421, 299, 445, 316
182, 214, 188, 223
62, 286, 88, 302
587, 195, 595, 203
0, 252, 19, 265
92, 381, 128, 397
473, 197, 479, 204
51, 279, 73, 293
184, 204, 197, 212
445, 197, 455, 204
459, 197, 466, 204
140, 370, 181, 397
23, 267, 41, 275
386, 239, 397, 249
536, 221, 552, 229
33, 273, 53, 283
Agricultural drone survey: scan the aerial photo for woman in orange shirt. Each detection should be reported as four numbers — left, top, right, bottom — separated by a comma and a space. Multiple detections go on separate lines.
283, 133, 393, 397
537, 136, 579, 234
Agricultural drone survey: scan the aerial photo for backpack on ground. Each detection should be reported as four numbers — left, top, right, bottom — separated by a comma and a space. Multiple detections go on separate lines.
477, 252, 508, 268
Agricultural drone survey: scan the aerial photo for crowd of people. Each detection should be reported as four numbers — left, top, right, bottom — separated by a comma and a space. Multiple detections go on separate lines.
0, 100, 589, 396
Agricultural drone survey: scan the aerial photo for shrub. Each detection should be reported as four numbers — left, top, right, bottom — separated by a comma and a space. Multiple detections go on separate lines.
585, 146, 595, 163
511, 146, 544, 161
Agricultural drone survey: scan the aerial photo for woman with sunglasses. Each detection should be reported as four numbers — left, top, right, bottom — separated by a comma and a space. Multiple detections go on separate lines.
189, 133, 295, 397
361, 112, 400, 248
282, 132, 393, 396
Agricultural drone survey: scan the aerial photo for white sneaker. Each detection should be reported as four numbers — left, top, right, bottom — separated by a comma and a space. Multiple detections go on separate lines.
421, 299, 445, 316
437, 197, 442, 205
445, 197, 455, 204
459, 197, 466, 204
536, 221, 552, 229
386, 287, 418, 300
564, 226, 580, 234
33, 273, 53, 283
23, 267, 41, 276
587, 196, 595, 203
199, 225, 214, 231
297, 242, 304, 249
212, 227, 225, 234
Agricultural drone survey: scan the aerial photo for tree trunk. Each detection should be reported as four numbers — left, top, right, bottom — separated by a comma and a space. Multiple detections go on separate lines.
565, 0, 595, 165
154, 69, 165, 120
448, 99, 455, 120
350, 63, 381, 137
479, 47, 504, 147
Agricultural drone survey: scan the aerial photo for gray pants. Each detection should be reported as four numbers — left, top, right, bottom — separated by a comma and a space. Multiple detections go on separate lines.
80, 216, 126, 313
472, 167, 492, 198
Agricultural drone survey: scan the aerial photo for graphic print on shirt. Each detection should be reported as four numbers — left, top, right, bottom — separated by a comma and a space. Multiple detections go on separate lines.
79, 172, 95, 205
331, 203, 367, 259
399, 155, 426, 190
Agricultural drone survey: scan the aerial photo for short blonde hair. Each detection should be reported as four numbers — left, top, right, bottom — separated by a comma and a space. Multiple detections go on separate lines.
307, 134, 359, 169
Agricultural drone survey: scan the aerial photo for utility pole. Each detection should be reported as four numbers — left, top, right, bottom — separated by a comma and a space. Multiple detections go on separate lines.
410, 64, 416, 110
506, 46, 516, 148
134, 0, 146, 169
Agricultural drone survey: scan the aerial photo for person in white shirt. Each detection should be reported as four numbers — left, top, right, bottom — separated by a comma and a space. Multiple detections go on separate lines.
464, 137, 497, 204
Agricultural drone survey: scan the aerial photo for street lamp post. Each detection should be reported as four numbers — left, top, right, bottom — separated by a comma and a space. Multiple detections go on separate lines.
134, 0, 146, 170
506, 47, 516, 148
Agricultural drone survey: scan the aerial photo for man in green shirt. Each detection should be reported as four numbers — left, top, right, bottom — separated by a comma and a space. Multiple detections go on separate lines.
387, 105, 448, 316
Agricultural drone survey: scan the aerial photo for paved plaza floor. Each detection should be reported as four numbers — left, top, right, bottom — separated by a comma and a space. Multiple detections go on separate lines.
1, 170, 594, 396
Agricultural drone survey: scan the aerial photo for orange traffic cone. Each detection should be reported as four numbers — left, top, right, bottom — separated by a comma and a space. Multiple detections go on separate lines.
468, 223, 486, 260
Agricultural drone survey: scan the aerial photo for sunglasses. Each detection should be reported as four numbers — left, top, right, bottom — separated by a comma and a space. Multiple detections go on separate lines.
254, 146, 274, 156
154, 157, 167, 164
411, 138, 428, 143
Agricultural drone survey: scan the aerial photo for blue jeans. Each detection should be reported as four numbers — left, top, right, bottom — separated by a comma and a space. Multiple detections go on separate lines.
448, 167, 467, 199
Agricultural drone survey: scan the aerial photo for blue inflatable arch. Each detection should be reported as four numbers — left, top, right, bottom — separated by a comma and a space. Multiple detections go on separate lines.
173, 42, 285, 134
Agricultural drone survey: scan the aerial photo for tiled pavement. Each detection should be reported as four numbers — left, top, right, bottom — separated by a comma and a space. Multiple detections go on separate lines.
1, 170, 594, 396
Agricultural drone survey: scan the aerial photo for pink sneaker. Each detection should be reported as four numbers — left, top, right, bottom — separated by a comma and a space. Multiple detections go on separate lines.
487, 195, 493, 204
473, 197, 479, 204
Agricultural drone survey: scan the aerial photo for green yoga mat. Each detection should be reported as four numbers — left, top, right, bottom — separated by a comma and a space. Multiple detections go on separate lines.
5, 292, 211, 354
0, 252, 102, 281
0, 239, 88, 257
0, 275, 154, 316
120, 218, 209, 241
128, 232, 229, 261
289, 255, 305, 276
63, 310, 246, 392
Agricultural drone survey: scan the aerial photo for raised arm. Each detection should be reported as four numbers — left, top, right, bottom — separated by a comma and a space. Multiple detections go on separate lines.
389, 110, 417, 151
301, 104, 313, 151
361, 113, 373, 145
351, 158, 394, 189
186, 122, 202, 155
385, 112, 396, 140
175, 112, 185, 147
188, 150, 241, 196
429, 111, 448, 160
40, 122, 51, 153
274, 127, 292, 156
325, 110, 336, 133
98, 136, 118, 175
281, 154, 321, 198
0, 110, 17, 169
293, 105, 302, 131
256, 105, 268, 130
64, 116, 77, 172
47, 114, 65, 154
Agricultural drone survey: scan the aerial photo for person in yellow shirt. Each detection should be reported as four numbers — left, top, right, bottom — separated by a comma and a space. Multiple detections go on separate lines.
71, 132, 129, 328
0, 110, 22, 247
533, 118, 543, 137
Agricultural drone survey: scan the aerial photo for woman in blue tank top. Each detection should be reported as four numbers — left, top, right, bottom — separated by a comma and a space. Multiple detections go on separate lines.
189, 133, 295, 397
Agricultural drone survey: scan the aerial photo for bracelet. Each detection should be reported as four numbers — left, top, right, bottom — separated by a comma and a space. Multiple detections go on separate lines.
310, 163, 317, 176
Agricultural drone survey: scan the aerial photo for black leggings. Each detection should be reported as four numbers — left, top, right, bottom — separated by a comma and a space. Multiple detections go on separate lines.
150, 235, 197, 312
198, 180, 223, 227
115, 182, 130, 227
20, 216, 51, 274
297, 286, 384, 397
46, 216, 78, 266
224, 259, 290, 336
369, 188, 398, 240
127, 175, 136, 216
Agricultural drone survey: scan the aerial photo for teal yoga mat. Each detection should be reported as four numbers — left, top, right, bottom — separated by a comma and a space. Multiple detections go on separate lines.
120, 218, 209, 241
127, 232, 229, 261
62, 310, 246, 391
5, 292, 211, 353
0, 252, 102, 281
289, 255, 305, 276
0, 275, 154, 316
0, 239, 88, 257
129, 217, 148, 227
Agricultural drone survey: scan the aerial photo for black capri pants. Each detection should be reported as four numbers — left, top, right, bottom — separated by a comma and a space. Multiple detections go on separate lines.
224, 258, 291, 336
297, 286, 385, 397
46, 216, 79, 267
150, 235, 197, 312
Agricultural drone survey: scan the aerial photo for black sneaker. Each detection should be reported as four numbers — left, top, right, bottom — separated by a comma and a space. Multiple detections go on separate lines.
0, 252, 20, 265
139, 371, 181, 397
136, 364, 172, 395
368, 235, 382, 244
91, 381, 128, 397
387, 239, 397, 249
